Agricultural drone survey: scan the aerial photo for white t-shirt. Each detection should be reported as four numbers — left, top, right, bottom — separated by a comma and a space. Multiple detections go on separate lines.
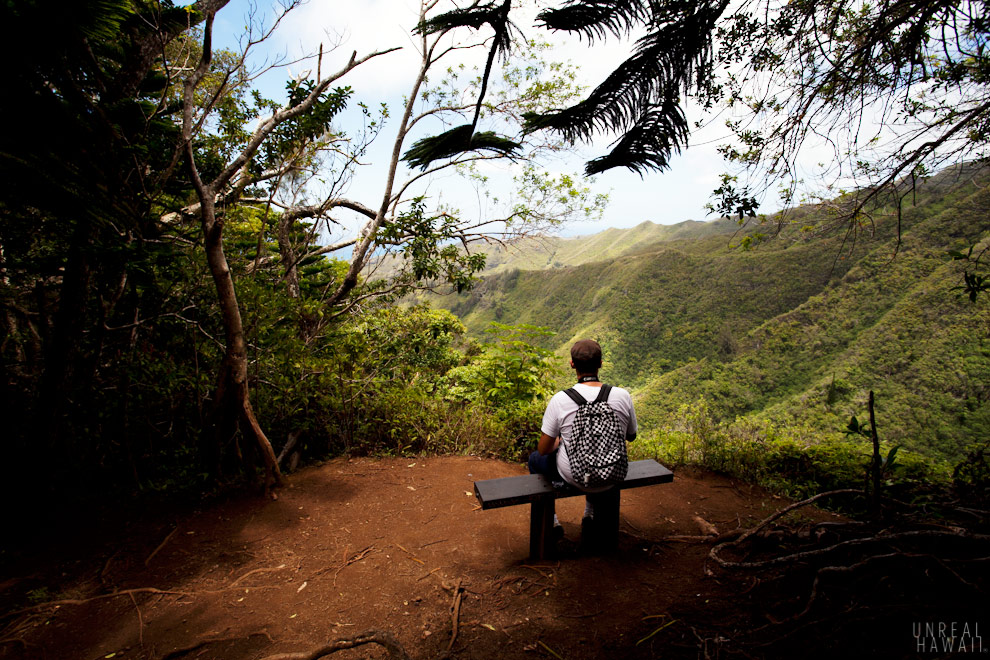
541, 383, 638, 492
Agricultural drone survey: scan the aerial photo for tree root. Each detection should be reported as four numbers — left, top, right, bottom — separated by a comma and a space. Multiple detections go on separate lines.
328, 544, 376, 584
128, 591, 144, 648
256, 629, 410, 660
710, 527, 990, 569
727, 489, 863, 547
5, 573, 286, 619
442, 578, 464, 659
159, 630, 275, 660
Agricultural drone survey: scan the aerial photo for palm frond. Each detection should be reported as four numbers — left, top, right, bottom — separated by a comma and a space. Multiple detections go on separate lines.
525, 0, 727, 173
402, 124, 521, 170
416, 0, 516, 55
416, 2, 502, 33
584, 100, 687, 175
537, 0, 652, 40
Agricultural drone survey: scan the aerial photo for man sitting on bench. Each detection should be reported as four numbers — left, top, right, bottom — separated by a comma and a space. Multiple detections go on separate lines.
528, 339, 638, 543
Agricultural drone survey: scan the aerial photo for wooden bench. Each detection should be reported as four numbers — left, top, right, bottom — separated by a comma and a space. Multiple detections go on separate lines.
473, 459, 673, 559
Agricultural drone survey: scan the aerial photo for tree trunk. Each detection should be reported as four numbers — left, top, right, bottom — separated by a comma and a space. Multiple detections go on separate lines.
40, 218, 96, 453
868, 390, 881, 518
201, 196, 285, 489
276, 217, 301, 299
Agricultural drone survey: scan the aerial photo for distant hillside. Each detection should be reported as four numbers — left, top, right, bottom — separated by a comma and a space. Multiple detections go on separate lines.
427, 163, 990, 463
477, 218, 740, 273
636, 170, 990, 462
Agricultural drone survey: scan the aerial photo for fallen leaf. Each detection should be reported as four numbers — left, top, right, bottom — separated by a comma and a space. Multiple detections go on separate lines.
407, 463, 416, 468
481, 623, 496, 631
465, 491, 472, 496
289, 613, 298, 619
408, 486, 416, 491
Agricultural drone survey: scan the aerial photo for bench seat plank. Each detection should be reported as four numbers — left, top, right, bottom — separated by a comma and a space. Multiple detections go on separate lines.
474, 459, 673, 510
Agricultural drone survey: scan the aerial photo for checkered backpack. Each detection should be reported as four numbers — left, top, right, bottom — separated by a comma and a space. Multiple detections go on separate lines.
562, 384, 628, 488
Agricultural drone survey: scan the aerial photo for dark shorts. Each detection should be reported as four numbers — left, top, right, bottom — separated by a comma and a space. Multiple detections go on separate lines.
528, 449, 561, 483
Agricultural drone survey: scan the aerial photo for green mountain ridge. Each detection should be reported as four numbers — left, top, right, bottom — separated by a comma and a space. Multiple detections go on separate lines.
468, 217, 741, 273
428, 164, 990, 464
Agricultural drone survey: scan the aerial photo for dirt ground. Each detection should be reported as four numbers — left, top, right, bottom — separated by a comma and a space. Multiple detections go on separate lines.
0, 456, 838, 660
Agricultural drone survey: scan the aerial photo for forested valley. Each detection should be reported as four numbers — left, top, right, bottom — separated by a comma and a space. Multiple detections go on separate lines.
2, 0, 989, 658
425, 162, 990, 495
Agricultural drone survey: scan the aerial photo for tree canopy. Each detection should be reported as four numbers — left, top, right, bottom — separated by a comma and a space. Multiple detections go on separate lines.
0, 0, 597, 500
410, 0, 989, 223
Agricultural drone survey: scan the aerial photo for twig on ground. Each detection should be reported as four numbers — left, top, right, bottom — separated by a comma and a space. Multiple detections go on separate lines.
230, 564, 287, 587
331, 545, 376, 584
419, 538, 447, 549
637, 618, 677, 646
395, 544, 426, 565
418, 568, 441, 581
145, 527, 179, 567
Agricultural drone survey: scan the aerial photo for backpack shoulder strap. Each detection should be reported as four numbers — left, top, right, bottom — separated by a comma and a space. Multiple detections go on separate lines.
563, 388, 586, 406
594, 384, 612, 404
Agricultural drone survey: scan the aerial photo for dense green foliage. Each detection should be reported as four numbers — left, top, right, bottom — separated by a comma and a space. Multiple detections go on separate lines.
0, 0, 574, 510
629, 401, 949, 505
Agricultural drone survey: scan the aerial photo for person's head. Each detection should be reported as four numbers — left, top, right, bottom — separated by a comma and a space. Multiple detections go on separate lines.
570, 339, 602, 376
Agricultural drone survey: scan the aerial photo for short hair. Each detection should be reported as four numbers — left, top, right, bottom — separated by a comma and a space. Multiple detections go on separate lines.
570, 339, 602, 374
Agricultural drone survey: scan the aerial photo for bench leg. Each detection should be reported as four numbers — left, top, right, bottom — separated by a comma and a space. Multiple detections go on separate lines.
529, 497, 556, 560
587, 489, 620, 553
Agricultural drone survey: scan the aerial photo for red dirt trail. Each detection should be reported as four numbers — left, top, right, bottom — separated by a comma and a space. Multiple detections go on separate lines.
0, 456, 819, 660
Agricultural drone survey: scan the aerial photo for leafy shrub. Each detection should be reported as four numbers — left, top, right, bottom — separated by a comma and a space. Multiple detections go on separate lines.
632, 397, 950, 504
442, 322, 559, 453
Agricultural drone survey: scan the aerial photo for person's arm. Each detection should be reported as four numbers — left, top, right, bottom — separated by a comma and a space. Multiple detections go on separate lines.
625, 393, 638, 441
537, 433, 560, 455
538, 394, 562, 455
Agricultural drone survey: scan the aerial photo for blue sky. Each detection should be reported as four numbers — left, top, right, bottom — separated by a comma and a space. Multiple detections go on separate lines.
209, 0, 768, 238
